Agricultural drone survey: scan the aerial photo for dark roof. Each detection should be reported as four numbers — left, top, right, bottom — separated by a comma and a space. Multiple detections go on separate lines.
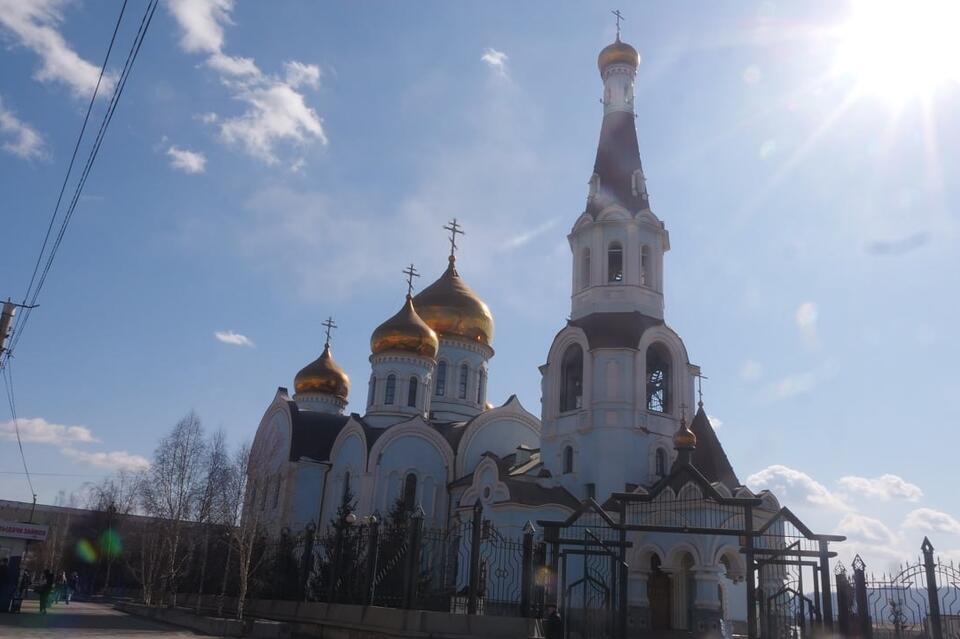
287, 401, 350, 462
689, 405, 740, 490
567, 312, 663, 350
502, 476, 580, 509
432, 420, 471, 451
450, 452, 579, 510
586, 110, 649, 217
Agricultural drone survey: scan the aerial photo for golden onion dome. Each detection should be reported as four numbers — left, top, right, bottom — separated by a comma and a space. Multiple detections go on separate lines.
598, 37, 639, 72
370, 295, 439, 358
673, 416, 697, 450
412, 256, 494, 346
294, 344, 350, 400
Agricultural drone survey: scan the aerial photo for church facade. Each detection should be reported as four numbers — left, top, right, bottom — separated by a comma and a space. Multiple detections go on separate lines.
245, 33, 788, 632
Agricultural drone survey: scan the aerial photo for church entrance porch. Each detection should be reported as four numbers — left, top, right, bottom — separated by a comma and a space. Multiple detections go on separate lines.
538, 453, 843, 639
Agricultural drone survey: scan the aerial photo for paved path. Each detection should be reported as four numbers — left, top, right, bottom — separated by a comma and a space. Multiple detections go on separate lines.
0, 599, 204, 638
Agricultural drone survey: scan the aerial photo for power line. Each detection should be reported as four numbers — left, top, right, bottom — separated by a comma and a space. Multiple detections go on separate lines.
2, 362, 35, 500
2, 0, 159, 369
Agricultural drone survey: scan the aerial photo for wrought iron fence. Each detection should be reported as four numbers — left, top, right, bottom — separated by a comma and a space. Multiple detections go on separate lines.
837, 538, 960, 639
250, 500, 543, 619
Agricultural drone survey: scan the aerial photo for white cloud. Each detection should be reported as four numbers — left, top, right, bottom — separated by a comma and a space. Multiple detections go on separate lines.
903, 508, 960, 535
284, 61, 321, 89
0, 96, 46, 160
746, 464, 848, 510
214, 330, 254, 347
220, 83, 326, 163
0, 417, 98, 445
166, 145, 207, 174
481, 48, 509, 76
795, 301, 819, 348
61, 447, 150, 472
166, 0, 232, 54
838, 474, 923, 502
767, 371, 818, 399
707, 415, 723, 429
837, 513, 900, 547
166, 0, 326, 164
740, 359, 763, 382
0, 0, 116, 97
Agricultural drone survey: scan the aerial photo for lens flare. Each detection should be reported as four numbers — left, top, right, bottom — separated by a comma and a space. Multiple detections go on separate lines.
75, 538, 97, 563
99, 529, 122, 558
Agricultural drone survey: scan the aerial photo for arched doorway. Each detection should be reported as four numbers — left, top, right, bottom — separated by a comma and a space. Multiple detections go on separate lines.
672, 552, 696, 630
647, 554, 671, 630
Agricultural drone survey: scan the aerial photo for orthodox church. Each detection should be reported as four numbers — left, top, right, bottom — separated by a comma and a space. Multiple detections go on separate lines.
247, 32, 788, 631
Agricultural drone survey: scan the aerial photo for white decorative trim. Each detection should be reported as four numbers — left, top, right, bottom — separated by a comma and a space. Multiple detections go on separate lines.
454, 396, 541, 477
367, 416, 455, 481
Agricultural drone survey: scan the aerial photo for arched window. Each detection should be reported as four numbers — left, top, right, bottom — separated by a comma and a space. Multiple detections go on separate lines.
435, 361, 447, 396
640, 245, 649, 286
646, 344, 670, 413
655, 448, 666, 477
560, 344, 583, 412
581, 248, 591, 290
403, 473, 418, 510
368, 376, 376, 407
385, 374, 396, 405
607, 241, 623, 282
458, 364, 469, 399
342, 472, 351, 500
477, 368, 486, 405
407, 376, 418, 407
563, 446, 574, 474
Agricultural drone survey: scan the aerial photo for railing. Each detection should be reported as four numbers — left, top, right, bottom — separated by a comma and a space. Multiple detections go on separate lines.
246, 500, 545, 619
837, 538, 960, 639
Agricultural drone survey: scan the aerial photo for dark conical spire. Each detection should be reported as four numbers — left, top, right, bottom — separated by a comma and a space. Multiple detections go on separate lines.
587, 35, 648, 217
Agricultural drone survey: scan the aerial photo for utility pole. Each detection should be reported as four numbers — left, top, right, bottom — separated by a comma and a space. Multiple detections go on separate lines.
0, 298, 38, 365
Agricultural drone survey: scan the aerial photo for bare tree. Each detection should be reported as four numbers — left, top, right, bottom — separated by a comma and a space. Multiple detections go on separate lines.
224, 442, 267, 620
139, 411, 208, 607
87, 471, 138, 592
192, 429, 230, 612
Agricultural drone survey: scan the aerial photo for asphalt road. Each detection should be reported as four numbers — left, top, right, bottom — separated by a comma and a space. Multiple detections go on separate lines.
0, 599, 204, 638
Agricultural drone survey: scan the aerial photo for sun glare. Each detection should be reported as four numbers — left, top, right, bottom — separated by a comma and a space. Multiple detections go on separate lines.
836, 0, 960, 101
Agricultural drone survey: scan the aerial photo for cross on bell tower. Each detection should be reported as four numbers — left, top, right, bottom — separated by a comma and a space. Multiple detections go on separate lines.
402, 263, 420, 297
611, 9, 625, 40
443, 218, 464, 259
322, 316, 337, 348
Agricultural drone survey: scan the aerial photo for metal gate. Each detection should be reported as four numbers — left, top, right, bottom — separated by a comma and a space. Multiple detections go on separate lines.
561, 539, 621, 639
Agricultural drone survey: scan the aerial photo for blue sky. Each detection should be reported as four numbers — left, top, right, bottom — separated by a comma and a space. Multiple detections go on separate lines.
1, 0, 959, 569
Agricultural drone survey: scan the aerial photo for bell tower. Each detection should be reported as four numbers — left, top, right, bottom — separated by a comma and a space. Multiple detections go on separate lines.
540, 30, 696, 500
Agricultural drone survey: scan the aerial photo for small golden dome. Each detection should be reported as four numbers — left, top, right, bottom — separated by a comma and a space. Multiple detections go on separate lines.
294, 344, 350, 400
412, 257, 494, 346
673, 416, 697, 449
371, 295, 439, 358
598, 37, 639, 72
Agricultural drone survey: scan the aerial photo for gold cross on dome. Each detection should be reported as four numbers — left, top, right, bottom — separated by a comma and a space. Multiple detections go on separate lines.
611, 9, 625, 39
402, 263, 420, 296
443, 218, 464, 258
696, 372, 709, 407
322, 316, 337, 347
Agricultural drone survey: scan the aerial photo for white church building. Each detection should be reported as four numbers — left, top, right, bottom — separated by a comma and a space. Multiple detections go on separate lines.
244, 32, 823, 635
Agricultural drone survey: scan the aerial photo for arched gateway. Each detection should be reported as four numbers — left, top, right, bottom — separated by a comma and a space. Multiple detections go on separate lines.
537, 437, 842, 639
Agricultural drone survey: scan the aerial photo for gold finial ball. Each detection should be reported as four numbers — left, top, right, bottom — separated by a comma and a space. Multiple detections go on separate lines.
412, 257, 494, 346
598, 38, 639, 73
370, 296, 440, 358
673, 419, 697, 449
294, 344, 350, 400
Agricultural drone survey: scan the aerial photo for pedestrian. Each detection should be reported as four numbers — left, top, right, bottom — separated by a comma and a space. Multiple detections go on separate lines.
38, 570, 54, 614
544, 603, 563, 639
54, 570, 66, 604
66, 571, 79, 604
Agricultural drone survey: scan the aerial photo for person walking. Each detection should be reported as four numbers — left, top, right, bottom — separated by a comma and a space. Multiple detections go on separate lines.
544, 603, 563, 639
66, 571, 79, 604
38, 570, 54, 614
54, 571, 66, 604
